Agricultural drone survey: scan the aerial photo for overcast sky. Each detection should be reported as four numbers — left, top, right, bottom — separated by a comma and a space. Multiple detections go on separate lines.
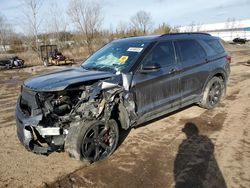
1, 0, 250, 34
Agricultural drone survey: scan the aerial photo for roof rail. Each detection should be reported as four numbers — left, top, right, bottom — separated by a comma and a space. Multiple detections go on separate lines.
160, 32, 211, 37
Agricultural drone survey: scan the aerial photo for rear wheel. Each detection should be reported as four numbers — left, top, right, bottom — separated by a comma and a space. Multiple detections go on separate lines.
199, 77, 225, 109
66, 120, 119, 162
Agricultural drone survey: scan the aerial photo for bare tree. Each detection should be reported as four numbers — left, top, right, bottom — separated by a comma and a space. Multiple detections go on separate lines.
195, 23, 202, 32
225, 18, 237, 30
188, 21, 195, 32
0, 15, 13, 52
153, 23, 172, 34
171, 26, 180, 33
67, 0, 103, 54
130, 11, 153, 35
22, 0, 43, 55
225, 18, 238, 40
116, 21, 130, 38
46, 0, 68, 46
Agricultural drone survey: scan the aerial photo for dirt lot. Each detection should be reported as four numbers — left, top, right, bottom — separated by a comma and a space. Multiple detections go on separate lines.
0, 43, 250, 188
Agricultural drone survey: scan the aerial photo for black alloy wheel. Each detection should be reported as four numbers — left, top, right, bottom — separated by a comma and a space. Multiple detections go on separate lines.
80, 120, 119, 162
199, 76, 225, 109
208, 81, 222, 107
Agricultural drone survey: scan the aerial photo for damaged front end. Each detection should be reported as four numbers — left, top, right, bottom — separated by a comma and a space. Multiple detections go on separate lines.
15, 73, 137, 155
16, 85, 81, 154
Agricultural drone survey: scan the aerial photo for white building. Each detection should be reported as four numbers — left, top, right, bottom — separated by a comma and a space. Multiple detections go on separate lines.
179, 19, 250, 41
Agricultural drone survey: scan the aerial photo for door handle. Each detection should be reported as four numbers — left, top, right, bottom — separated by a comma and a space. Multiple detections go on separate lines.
169, 68, 177, 74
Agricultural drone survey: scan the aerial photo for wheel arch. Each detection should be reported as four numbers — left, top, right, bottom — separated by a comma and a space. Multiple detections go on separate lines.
213, 72, 226, 81
117, 102, 131, 130
202, 69, 227, 94
109, 99, 131, 130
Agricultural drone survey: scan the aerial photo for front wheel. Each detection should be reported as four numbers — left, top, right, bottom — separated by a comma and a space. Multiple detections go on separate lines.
199, 77, 225, 109
66, 120, 119, 162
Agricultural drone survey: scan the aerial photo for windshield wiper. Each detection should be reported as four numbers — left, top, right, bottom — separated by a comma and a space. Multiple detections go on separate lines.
81, 64, 88, 70
96, 66, 116, 73
81, 65, 116, 73
81, 65, 98, 71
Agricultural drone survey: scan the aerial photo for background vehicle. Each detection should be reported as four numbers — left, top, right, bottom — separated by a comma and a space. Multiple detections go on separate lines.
233, 37, 249, 44
0, 56, 25, 69
16, 33, 230, 162
40, 44, 74, 66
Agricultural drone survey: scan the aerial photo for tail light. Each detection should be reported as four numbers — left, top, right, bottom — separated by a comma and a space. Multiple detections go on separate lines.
226, 55, 231, 63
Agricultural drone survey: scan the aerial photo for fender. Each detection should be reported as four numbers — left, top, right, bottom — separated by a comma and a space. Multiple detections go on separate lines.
201, 68, 227, 95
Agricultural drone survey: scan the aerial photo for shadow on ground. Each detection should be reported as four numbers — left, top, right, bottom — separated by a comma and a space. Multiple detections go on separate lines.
174, 122, 227, 188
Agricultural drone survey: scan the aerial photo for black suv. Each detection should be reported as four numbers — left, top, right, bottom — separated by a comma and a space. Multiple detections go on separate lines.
16, 33, 230, 162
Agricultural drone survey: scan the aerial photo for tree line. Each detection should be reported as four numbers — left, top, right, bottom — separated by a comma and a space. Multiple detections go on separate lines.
0, 0, 180, 56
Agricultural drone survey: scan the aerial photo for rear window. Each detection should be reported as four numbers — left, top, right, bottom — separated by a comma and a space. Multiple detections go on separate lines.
203, 39, 225, 55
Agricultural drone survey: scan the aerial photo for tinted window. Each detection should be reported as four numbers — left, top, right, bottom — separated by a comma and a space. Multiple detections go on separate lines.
142, 41, 175, 68
203, 39, 225, 54
175, 40, 206, 63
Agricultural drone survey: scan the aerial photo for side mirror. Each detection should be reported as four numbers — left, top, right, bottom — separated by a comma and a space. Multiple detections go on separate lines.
140, 63, 160, 73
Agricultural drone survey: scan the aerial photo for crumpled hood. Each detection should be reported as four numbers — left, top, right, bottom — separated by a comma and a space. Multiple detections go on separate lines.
24, 67, 114, 92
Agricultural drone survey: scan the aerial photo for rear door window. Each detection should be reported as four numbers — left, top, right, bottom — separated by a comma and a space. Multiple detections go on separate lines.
175, 39, 206, 67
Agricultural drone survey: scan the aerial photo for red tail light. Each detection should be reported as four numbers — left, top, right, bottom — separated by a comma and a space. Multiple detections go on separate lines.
226, 55, 231, 63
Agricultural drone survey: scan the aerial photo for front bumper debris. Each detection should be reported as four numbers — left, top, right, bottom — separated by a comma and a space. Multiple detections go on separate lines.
15, 97, 63, 154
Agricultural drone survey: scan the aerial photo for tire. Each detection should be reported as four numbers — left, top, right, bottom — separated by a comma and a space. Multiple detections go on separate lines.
199, 77, 225, 109
65, 119, 119, 162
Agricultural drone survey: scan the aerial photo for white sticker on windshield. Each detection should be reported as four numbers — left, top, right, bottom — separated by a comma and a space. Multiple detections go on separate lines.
127, 47, 143, 52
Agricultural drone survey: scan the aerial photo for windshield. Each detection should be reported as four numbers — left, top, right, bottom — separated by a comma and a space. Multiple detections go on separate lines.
81, 41, 149, 73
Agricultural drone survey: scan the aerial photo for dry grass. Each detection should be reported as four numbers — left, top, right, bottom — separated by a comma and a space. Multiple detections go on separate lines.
62, 46, 89, 63
17, 51, 40, 66
0, 46, 91, 67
